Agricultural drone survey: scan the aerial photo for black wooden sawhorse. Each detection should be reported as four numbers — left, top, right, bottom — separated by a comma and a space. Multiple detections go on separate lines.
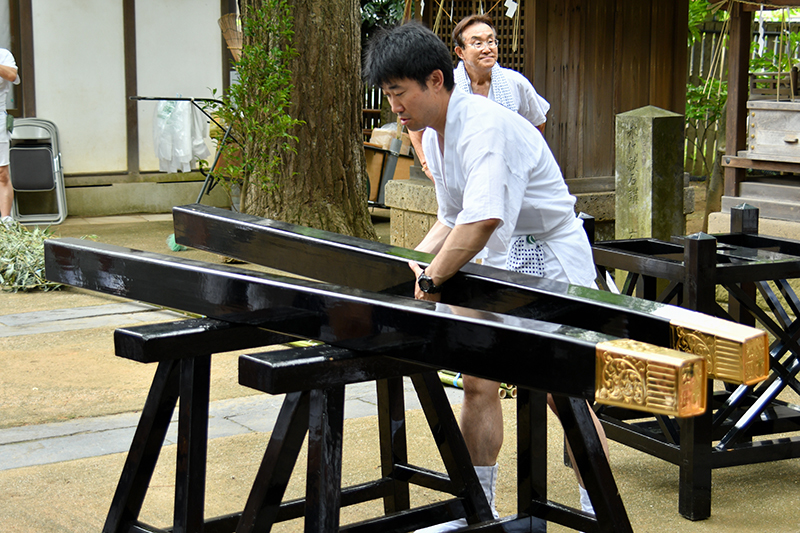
103, 316, 628, 533
592, 204, 800, 520
104, 318, 500, 533
236, 345, 497, 532
237, 345, 627, 533
43, 236, 646, 533
103, 318, 293, 533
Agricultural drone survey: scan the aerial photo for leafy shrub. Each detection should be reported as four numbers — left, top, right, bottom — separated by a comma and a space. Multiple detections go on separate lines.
0, 221, 62, 292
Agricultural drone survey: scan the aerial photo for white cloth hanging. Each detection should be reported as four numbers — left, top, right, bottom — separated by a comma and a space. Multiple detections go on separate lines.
153, 100, 211, 173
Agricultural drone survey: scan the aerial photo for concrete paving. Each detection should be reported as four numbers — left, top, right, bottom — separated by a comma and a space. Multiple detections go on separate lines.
0, 297, 463, 472
2, 210, 800, 532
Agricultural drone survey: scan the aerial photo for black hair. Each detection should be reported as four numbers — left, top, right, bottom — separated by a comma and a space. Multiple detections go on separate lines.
363, 21, 455, 91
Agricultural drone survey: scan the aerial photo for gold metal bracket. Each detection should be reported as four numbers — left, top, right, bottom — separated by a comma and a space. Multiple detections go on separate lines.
667, 312, 769, 386
595, 339, 707, 418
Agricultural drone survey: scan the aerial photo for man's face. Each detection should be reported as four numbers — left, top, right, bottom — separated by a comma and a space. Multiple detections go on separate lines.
382, 76, 440, 132
455, 22, 498, 72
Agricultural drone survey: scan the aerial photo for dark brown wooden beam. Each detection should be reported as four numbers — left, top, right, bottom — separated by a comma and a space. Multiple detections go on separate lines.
123, 0, 139, 176
724, 3, 752, 197
17, 0, 35, 117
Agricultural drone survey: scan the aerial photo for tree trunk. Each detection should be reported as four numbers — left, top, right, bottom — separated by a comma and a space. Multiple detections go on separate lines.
241, 0, 377, 240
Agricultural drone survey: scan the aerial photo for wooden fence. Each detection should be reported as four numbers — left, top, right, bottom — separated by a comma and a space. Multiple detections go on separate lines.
685, 20, 800, 177
363, 21, 800, 178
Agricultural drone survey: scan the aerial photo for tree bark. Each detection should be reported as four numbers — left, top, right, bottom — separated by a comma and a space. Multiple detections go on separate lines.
241, 0, 377, 240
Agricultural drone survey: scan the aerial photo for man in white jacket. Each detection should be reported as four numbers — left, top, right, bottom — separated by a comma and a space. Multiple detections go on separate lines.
364, 22, 606, 532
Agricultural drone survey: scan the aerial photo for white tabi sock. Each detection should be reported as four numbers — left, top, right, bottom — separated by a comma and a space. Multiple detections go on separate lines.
474, 463, 500, 519
414, 518, 467, 533
579, 485, 595, 515
415, 464, 499, 532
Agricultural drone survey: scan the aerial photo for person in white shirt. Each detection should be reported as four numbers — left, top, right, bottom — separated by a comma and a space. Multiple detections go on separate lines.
410, 13, 549, 182
0, 48, 20, 224
364, 22, 606, 531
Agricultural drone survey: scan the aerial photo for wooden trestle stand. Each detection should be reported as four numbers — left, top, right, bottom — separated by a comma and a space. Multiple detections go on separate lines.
42, 205, 769, 532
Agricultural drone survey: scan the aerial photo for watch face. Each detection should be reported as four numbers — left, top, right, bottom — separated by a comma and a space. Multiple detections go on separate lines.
419, 276, 433, 292
418, 273, 439, 293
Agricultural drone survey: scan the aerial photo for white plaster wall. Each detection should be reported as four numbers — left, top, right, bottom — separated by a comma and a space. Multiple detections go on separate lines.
0, 1, 9, 49
135, 0, 222, 172
32, 0, 127, 174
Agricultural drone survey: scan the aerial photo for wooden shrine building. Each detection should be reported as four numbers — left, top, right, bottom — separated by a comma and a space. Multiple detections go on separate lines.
421, 0, 690, 184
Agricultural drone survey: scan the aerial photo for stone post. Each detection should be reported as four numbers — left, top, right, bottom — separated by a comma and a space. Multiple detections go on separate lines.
615, 106, 685, 240
384, 178, 438, 249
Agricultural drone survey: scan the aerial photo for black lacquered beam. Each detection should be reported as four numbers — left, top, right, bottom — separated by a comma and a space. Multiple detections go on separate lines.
44, 238, 608, 398
170, 205, 669, 342
115, 318, 295, 363
594, 237, 800, 285
170, 204, 768, 386
714, 233, 800, 257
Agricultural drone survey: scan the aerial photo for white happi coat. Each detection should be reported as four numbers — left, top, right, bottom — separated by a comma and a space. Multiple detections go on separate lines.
421, 88, 595, 286
454, 61, 550, 128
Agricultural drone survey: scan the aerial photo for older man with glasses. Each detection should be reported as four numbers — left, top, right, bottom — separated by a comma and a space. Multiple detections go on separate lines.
410, 14, 549, 183
452, 13, 549, 134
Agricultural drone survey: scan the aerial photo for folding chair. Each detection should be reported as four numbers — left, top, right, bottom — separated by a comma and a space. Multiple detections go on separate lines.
9, 118, 67, 225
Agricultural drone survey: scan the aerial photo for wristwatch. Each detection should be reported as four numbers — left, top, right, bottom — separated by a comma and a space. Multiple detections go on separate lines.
417, 270, 442, 294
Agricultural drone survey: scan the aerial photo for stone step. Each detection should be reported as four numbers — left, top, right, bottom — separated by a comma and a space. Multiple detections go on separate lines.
721, 195, 800, 222
574, 191, 614, 222
565, 176, 615, 194
738, 181, 800, 203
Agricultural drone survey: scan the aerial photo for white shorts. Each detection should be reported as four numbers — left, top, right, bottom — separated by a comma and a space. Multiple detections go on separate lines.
0, 141, 8, 167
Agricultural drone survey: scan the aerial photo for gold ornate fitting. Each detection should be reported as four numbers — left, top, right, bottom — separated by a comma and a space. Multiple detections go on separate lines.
668, 314, 769, 386
595, 339, 707, 418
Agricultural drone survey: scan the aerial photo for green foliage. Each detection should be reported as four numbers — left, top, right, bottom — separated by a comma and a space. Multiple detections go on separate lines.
361, 0, 404, 46
688, 0, 728, 47
0, 222, 62, 292
211, 0, 303, 192
685, 78, 727, 177
750, 32, 800, 74
686, 78, 727, 125
688, 0, 709, 46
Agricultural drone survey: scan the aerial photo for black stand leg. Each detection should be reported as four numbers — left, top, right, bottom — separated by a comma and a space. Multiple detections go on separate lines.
305, 386, 346, 533
103, 360, 181, 533
679, 234, 717, 520
678, 385, 713, 520
517, 389, 548, 532
551, 395, 633, 533
377, 377, 411, 513
174, 355, 212, 533
237, 392, 312, 533
411, 371, 494, 524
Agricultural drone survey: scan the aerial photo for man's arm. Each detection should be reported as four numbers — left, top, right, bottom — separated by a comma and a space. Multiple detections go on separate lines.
409, 218, 500, 301
414, 220, 451, 255
408, 129, 434, 181
0, 64, 18, 83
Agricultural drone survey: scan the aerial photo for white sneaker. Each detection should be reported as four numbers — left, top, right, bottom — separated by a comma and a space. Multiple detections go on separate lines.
1, 216, 15, 227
